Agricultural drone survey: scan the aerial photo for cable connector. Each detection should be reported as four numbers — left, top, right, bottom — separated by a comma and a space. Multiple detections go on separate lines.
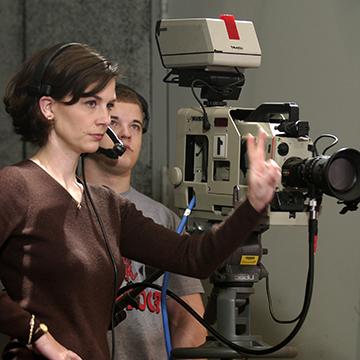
338, 199, 360, 214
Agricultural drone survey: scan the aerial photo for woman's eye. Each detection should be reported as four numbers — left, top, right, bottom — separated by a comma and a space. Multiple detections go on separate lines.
107, 102, 115, 110
85, 100, 97, 108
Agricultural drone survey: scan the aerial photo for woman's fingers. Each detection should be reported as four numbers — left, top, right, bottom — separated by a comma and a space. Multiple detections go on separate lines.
246, 130, 281, 212
66, 351, 83, 360
246, 133, 256, 165
268, 159, 282, 185
246, 129, 267, 171
256, 129, 266, 163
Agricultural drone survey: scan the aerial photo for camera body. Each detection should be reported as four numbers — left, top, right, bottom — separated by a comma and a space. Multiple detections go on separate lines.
155, 15, 360, 358
169, 103, 312, 226
157, 16, 360, 225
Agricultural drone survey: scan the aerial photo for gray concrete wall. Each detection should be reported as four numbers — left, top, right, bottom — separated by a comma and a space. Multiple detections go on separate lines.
0, 0, 24, 167
0, 0, 152, 194
151, 1, 360, 359
0, 0, 24, 351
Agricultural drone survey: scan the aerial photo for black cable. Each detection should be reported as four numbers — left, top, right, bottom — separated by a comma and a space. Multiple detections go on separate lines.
267, 234, 316, 325
265, 225, 317, 325
81, 156, 118, 360
190, 75, 244, 132
190, 80, 210, 131
312, 134, 338, 156
266, 274, 300, 324
116, 220, 316, 357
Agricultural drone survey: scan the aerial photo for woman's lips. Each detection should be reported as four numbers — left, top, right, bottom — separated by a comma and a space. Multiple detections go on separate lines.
90, 133, 104, 141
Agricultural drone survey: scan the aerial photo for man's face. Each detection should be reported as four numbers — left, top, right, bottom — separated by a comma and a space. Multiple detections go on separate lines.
99, 100, 144, 175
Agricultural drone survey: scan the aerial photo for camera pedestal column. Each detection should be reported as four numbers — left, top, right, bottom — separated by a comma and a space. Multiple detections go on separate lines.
172, 233, 298, 359
172, 281, 297, 359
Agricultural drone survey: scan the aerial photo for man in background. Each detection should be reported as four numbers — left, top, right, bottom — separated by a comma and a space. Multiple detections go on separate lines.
84, 83, 206, 359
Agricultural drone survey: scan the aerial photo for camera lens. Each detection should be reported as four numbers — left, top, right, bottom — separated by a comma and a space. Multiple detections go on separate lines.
282, 148, 360, 202
327, 158, 356, 192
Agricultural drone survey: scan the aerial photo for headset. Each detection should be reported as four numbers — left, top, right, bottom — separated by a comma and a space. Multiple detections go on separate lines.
27, 41, 126, 157
27, 42, 81, 97
97, 83, 150, 159
115, 83, 150, 134
27, 41, 125, 359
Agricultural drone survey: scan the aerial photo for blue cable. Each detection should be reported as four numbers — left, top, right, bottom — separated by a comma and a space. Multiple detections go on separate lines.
161, 195, 196, 359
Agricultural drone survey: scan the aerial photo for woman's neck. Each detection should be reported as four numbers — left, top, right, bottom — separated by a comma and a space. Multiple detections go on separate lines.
30, 143, 84, 206
30, 143, 80, 188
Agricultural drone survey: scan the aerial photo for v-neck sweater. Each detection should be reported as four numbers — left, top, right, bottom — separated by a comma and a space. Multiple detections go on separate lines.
0, 160, 261, 359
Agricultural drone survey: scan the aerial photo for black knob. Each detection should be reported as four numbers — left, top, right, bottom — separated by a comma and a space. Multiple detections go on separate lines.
277, 142, 289, 156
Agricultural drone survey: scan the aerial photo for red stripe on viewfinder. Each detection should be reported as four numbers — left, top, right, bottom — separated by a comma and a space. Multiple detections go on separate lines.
220, 14, 240, 40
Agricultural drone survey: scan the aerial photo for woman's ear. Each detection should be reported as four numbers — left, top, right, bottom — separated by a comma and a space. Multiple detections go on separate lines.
38, 96, 55, 120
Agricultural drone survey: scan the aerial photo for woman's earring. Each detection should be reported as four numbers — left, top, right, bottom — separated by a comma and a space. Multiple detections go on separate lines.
47, 116, 55, 127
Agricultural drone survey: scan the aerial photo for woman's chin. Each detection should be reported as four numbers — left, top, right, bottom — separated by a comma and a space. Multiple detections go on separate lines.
81, 143, 100, 155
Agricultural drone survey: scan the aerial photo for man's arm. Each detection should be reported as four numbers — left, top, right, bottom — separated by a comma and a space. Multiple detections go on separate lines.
167, 293, 207, 348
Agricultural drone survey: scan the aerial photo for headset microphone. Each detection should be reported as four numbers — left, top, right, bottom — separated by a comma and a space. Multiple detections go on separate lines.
97, 127, 126, 159
96, 83, 149, 159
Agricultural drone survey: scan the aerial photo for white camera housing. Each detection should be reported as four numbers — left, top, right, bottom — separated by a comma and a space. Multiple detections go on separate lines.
156, 17, 262, 69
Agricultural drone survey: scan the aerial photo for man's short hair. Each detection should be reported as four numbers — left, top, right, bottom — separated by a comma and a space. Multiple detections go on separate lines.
115, 83, 150, 133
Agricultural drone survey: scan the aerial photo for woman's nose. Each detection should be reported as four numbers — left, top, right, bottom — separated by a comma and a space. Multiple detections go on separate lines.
97, 106, 112, 126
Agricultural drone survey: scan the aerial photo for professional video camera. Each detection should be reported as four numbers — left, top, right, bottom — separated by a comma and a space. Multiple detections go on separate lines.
156, 15, 360, 226
155, 15, 360, 359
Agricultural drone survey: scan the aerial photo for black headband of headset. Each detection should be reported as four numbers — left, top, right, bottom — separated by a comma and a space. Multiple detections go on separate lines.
27, 42, 126, 158
27, 42, 82, 97
27, 44, 150, 135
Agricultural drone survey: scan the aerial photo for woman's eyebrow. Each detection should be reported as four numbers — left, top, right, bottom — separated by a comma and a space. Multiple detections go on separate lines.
83, 94, 117, 102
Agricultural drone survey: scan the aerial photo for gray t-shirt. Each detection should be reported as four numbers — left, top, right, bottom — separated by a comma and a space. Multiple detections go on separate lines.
110, 187, 204, 360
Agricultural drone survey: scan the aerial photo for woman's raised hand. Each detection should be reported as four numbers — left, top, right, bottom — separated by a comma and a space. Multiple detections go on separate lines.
246, 129, 281, 212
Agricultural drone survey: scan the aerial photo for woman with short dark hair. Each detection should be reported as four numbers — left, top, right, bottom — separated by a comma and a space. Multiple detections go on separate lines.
0, 43, 280, 360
